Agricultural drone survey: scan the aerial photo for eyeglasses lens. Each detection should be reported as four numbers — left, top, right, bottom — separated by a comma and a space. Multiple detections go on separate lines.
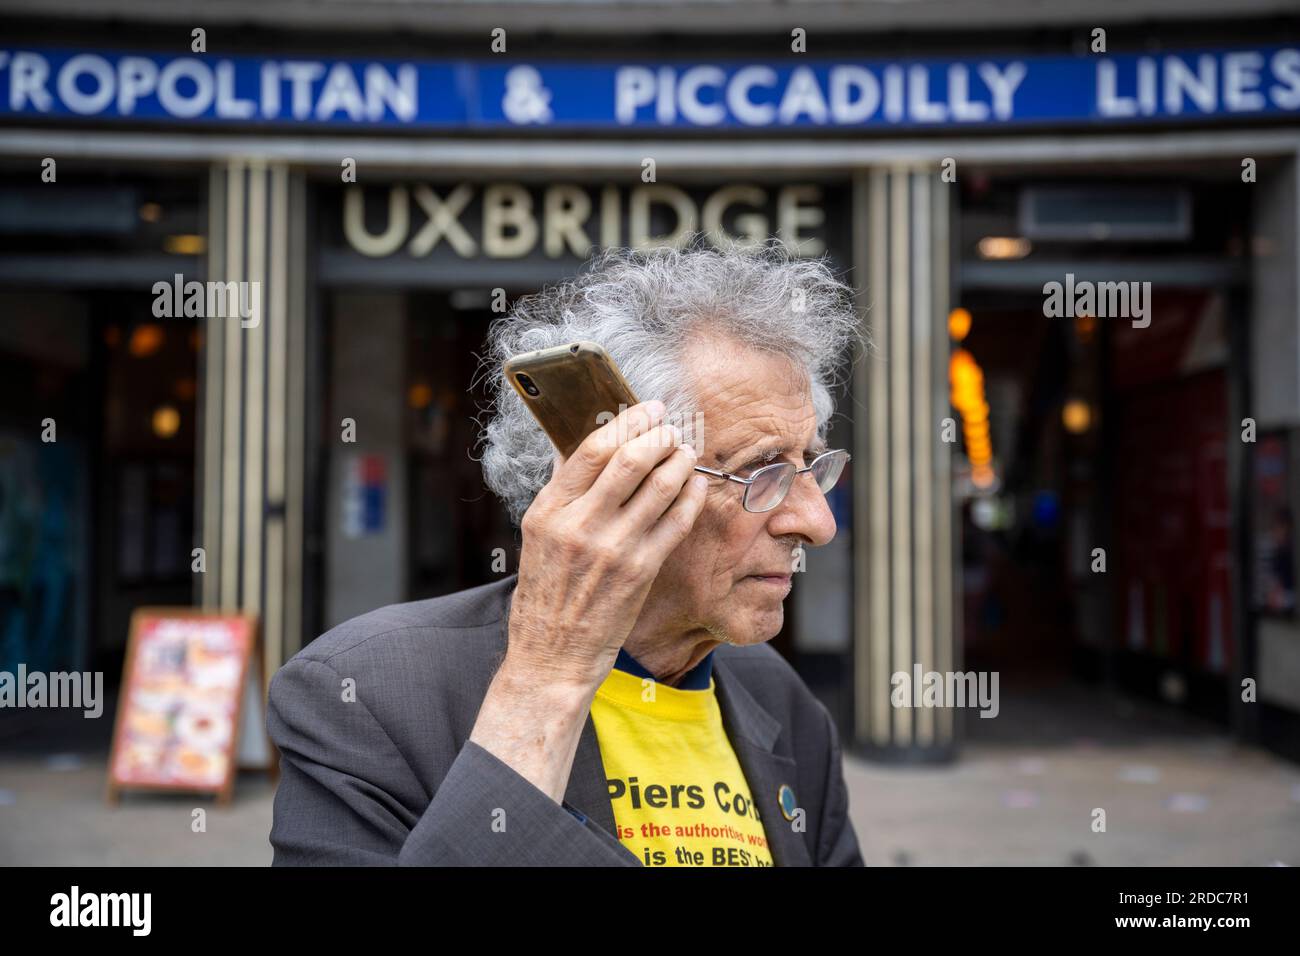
744, 464, 795, 513
813, 451, 847, 492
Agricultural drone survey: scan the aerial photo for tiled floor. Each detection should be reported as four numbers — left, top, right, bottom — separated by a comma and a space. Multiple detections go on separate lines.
845, 684, 1300, 866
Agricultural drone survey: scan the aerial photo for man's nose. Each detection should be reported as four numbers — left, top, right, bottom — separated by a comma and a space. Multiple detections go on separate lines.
767, 470, 837, 546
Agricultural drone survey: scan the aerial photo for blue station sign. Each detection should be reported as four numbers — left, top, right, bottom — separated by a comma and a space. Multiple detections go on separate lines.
0, 46, 1297, 130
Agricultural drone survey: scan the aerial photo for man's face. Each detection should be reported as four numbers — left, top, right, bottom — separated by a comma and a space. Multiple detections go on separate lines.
645, 335, 839, 645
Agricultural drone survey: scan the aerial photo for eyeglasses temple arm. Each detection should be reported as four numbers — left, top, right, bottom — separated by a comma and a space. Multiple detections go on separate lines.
691, 465, 750, 485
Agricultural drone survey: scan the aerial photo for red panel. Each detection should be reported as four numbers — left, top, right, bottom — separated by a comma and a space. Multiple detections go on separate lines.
1113, 370, 1231, 672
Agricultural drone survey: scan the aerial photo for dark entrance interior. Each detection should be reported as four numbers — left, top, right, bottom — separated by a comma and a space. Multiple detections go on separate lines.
0, 289, 197, 754
954, 166, 1249, 743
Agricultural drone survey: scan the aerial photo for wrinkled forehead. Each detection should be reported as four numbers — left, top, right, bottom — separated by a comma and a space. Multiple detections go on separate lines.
679, 334, 817, 464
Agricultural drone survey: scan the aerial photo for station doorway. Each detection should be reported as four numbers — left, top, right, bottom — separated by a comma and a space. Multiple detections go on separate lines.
0, 290, 198, 684
952, 166, 1249, 743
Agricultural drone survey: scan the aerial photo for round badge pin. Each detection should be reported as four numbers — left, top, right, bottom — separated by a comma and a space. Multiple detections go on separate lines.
778, 784, 797, 820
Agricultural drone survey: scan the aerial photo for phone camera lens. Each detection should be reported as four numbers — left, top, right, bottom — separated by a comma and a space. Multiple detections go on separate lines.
516, 373, 541, 397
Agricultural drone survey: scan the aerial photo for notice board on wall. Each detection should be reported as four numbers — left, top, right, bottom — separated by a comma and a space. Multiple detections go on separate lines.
107, 608, 271, 805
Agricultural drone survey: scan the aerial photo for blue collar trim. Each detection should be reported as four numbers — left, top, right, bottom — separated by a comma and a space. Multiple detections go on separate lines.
614, 647, 715, 690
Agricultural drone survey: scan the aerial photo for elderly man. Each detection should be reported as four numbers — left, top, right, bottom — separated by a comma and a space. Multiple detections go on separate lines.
268, 235, 865, 866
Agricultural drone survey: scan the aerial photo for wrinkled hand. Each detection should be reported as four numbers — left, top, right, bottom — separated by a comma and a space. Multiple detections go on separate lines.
506, 399, 709, 691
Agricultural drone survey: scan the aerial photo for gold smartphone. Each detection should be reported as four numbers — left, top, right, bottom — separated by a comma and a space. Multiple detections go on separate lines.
503, 341, 640, 458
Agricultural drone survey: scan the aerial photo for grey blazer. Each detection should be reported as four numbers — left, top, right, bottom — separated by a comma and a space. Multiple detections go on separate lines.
267, 574, 864, 866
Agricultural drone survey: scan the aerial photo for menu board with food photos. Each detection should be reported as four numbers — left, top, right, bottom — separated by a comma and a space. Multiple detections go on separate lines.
107, 609, 264, 804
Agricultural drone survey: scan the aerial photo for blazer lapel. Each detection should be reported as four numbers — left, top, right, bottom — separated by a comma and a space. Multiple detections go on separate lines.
712, 654, 814, 867
563, 713, 624, 842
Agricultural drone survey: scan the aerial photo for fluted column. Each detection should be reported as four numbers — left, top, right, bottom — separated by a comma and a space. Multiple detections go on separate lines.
852, 166, 958, 761
199, 159, 309, 683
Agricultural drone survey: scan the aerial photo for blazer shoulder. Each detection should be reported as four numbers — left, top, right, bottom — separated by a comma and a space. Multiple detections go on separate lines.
714, 640, 805, 688
287, 575, 515, 669
713, 641, 833, 724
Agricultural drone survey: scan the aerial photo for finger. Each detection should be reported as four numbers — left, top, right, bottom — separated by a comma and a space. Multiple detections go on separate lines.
549, 399, 665, 503
643, 471, 710, 558
585, 422, 685, 510
617, 442, 699, 531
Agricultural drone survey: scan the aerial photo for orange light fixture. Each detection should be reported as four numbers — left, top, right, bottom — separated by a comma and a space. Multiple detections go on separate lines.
1062, 398, 1092, 434
128, 324, 165, 358
976, 236, 1032, 260
950, 346, 996, 487
948, 307, 972, 341
152, 405, 181, 439
408, 383, 434, 409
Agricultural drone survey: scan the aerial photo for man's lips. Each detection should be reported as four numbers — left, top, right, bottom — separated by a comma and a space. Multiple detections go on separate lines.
743, 572, 793, 587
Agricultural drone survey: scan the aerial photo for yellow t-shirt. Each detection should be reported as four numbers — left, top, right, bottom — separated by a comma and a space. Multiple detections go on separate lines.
590, 664, 774, 867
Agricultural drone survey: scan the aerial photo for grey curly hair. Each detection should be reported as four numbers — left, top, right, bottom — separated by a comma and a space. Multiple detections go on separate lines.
474, 232, 864, 526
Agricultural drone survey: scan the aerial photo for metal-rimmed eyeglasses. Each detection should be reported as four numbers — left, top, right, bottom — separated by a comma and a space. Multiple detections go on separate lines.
692, 449, 851, 513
